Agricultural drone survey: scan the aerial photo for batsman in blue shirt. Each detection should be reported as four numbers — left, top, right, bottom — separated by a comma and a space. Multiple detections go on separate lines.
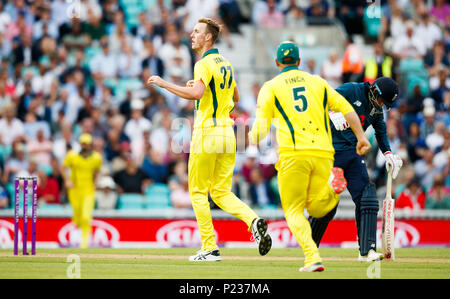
309, 77, 403, 261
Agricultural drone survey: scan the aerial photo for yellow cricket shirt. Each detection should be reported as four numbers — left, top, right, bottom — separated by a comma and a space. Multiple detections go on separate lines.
193, 48, 236, 130
251, 65, 355, 159
63, 150, 102, 190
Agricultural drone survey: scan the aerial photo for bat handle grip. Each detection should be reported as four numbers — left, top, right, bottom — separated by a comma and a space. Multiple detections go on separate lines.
386, 165, 393, 199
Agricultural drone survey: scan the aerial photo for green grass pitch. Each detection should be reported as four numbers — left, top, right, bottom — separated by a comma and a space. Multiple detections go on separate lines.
1, 248, 449, 279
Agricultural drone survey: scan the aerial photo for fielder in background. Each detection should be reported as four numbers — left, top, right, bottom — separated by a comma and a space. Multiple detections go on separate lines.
309, 77, 403, 261
249, 42, 371, 272
147, 17, 272, 262
62, 133, 102, 249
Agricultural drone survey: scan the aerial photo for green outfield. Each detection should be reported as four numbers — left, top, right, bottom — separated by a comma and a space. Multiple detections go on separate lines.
0, 248, 449, 279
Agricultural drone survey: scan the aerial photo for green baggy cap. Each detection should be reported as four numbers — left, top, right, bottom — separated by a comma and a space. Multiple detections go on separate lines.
276, 41, 300, 64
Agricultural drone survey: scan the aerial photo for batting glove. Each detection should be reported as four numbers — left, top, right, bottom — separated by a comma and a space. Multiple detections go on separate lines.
384, 151, 403, 179
329, 111, 349, 131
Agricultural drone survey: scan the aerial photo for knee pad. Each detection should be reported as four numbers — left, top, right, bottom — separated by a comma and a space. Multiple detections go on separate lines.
360, 182, 379, 211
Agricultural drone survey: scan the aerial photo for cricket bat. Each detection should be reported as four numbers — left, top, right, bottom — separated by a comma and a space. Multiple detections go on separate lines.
382, 167, 395, 260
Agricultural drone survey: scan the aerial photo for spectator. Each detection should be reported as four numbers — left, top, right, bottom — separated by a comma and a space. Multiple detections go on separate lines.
414, 148, 441, 190
118, 41, 142, 78
241, 145, 275, 183
342, 37, 363, 83
392, 145, 415, 196
433, 130, 449, 170
396, 176, 427, 211
23, 112, 51, 141
183, 0, 219, 33
0, 1, 11, 34
430, 66, 450, 111
248, 167, 277, 208
0, 103, 25, 146
151, 111, 173, 152
239, 82, 259, 115
33, 7, 59, 41
168, 160, 191, 208
406, 122, 427, 163
51, 0, 72, 27
430, 0, 450, 27
364, 42, 394, 84
12, 34, 39, 67
27, 129, 53, 166
105, 128, 128, 162
52, 122, 80, 163
0, 78, 12, 112
141, 37, 165, 78
336, 0, 365, 35
123, 98, 152, 158
415, 10, 443, 53
142, 148, 169, 184
426, 174, 450, 209
62, 19, 91, 55
219, 0, 243, 33
6, 11, 32, 41
426, 121, 446, 152
392, 20, 426, 60
0, 179, 9, 209
160, 67, 188, 114
305, 58, 319, 75
0, 132, 12, 169
111, 141, 132, 173
89, 37, 118, 79
108, 12, 132, 54
147, 0, 169, 26
84, 7, 107, 41
321, 49, 342, 88
113, 155, 151, 194
306, 0, 332, 21
258, 0, 285, 28
420, 105, 437, 140
158, 25, 192, 80
285, 5, 306, 27
36, 169, 60, 204
2, 142, 29, 183
390, 109, 408, 142
375, 119, 401, 178
379, 2, 406, 45
95, 176, 118, 210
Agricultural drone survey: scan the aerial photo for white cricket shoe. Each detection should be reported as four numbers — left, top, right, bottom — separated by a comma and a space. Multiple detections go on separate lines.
299, 262, 325, 272
251, 218, 272, 256
358, 249, 384, 262
188, 249, 222, 262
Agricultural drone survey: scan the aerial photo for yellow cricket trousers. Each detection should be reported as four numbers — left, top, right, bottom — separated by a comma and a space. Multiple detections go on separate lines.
188, 126, 258, 252
68, 188, 96, 249
276, 154, 340, 267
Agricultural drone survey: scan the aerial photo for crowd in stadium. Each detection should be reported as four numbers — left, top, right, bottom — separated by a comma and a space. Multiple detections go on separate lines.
0, 0, 448, 211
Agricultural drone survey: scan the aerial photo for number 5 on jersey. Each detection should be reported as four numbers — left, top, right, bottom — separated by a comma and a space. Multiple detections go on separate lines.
293, 87, 308, 112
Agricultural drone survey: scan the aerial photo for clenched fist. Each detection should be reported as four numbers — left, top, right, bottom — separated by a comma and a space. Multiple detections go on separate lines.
147, 76, 166, 88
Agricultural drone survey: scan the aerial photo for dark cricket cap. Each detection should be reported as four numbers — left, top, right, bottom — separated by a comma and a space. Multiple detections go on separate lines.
276, 41, 300, 65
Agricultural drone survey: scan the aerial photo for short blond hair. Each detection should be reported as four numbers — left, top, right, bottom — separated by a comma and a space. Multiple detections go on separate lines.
198, 17, 222, 44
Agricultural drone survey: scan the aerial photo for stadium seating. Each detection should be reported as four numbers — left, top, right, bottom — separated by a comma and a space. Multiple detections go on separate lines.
145, 183, 171, 209
399, 59, 430, 97
117, 193, 146, 209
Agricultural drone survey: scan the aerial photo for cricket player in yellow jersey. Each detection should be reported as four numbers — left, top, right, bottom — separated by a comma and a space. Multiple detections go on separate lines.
147, 18, 272, 261
250, 42, 371, 272
62, 133, 102, 249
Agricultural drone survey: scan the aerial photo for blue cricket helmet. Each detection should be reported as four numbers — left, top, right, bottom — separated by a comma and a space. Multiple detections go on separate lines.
372, 77, 399, 108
